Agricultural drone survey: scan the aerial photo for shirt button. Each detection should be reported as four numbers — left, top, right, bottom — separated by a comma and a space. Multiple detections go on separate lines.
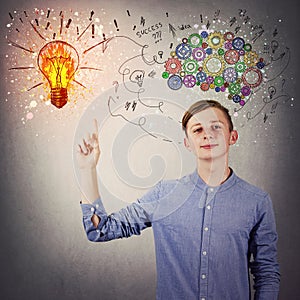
209, 187, 214, 192
90, 207, 95, 212
204, 227, 209, 231
201, 298, 206, 300
202, 251, 207, 256
202, 274, 206, 279
95, 204, 99, 209
207, 205, 211, 210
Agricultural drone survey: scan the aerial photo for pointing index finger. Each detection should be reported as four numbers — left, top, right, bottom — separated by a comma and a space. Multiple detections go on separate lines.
93, 119, 99, 136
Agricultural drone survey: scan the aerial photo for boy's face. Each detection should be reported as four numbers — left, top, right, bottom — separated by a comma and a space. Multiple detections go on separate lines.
184, 107, 238, 162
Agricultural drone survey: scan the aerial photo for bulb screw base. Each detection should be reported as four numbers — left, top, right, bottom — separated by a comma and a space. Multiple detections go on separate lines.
51, 87, 68, 108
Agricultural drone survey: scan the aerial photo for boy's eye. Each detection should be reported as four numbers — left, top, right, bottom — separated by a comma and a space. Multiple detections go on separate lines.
212, 124, 222, 130
193, 127, 203, 133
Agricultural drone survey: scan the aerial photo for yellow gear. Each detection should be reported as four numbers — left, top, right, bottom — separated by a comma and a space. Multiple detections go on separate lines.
203, 54, 225, 77
243, 51, 259, 67
207, 31, 224, 49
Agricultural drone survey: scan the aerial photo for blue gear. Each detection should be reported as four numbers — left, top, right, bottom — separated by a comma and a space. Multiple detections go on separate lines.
196, 71, 207, 82
167, 75, 183, 90
232, 37, 245, 50
175, 43, 192, 60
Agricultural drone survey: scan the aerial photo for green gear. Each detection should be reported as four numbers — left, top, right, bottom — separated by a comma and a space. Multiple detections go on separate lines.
214, 76, 224, 87
235, 62, 246, 73
183, 59, 199, 74
218, 48, 225, 56
228, 83, 241, 95
243, 43, 252, 52
162, 72, 169, 79
188, 33, 202, 48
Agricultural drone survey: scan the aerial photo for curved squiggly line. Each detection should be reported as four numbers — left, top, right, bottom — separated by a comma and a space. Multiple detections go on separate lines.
264, 47, 291, 83
107, 95, 158, 139
246, 93, 292, 121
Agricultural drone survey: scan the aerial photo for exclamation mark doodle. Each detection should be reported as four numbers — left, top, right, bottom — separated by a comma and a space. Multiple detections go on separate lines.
66, 19, 72, 29
92, 24, 95, 38
89, 10, 94, 21
166, 12, 169, 17
200, 14, 203, 23
114, 19, 119, 31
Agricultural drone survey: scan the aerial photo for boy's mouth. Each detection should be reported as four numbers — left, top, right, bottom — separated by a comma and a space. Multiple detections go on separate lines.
201, 144, 218, 149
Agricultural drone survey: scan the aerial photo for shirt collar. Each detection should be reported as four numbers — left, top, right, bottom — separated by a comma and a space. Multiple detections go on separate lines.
189, 168, 237, 193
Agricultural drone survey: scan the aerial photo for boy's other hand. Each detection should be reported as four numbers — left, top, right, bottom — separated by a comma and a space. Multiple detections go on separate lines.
77, 119, 100, 169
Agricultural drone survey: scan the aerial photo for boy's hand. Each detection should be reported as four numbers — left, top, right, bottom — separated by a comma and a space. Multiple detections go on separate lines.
77, 119, 100, 169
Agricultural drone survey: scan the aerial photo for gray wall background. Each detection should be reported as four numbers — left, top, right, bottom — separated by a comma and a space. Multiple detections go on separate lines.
0, 0, 299, 299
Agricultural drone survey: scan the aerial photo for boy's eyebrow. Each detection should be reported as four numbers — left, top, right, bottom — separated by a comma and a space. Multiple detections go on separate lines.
190, 120, 225, 127
211, 120, 225, 124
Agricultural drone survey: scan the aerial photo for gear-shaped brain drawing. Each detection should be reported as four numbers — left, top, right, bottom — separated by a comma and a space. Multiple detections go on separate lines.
162, 31, 265, 106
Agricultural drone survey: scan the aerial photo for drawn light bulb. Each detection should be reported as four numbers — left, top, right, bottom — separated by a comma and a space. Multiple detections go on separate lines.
37, 41, 79, 108
129, 70, 145, 88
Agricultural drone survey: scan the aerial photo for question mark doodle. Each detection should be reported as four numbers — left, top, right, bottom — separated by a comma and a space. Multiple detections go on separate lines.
113, 81, 119, 93
268, 86, 276, 99
158, 51, 163, 59
271, 40, 279, 54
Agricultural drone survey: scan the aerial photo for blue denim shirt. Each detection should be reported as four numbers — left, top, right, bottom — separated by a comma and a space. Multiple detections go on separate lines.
81, 170, 280, 300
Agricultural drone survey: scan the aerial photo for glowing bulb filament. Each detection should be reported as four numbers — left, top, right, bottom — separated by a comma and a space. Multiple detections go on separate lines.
38, 41, 79, 108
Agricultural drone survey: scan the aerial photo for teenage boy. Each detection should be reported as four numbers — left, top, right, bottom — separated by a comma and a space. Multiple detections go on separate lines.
77, 100, 280, 300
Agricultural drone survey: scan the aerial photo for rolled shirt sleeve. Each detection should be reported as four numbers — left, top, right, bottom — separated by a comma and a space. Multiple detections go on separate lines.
81, 181, 162, 242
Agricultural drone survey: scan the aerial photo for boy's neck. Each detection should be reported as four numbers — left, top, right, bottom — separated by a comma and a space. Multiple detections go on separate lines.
197, 159, 231, 187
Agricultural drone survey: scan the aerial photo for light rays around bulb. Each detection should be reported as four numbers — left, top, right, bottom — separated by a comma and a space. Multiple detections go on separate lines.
6, 8, 107, 111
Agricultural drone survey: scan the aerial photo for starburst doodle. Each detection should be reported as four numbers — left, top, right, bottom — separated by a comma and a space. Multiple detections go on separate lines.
6, 8, 110, 110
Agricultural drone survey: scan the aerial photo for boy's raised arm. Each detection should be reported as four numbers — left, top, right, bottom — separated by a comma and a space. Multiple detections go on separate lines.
77, 119, 101, 227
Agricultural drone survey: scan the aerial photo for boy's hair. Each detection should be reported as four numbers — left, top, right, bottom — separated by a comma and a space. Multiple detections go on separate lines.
182, 100, 234, 134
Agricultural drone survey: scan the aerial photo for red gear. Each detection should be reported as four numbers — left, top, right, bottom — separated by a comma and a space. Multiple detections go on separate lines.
164, 57, 182, 74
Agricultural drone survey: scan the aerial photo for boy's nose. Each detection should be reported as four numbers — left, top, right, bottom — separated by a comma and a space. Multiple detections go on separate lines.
203, 130, 213, 139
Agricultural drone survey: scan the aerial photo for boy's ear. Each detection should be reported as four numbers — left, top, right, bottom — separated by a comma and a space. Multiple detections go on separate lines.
229, 130, 238, 145
184, 137, 191, 151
